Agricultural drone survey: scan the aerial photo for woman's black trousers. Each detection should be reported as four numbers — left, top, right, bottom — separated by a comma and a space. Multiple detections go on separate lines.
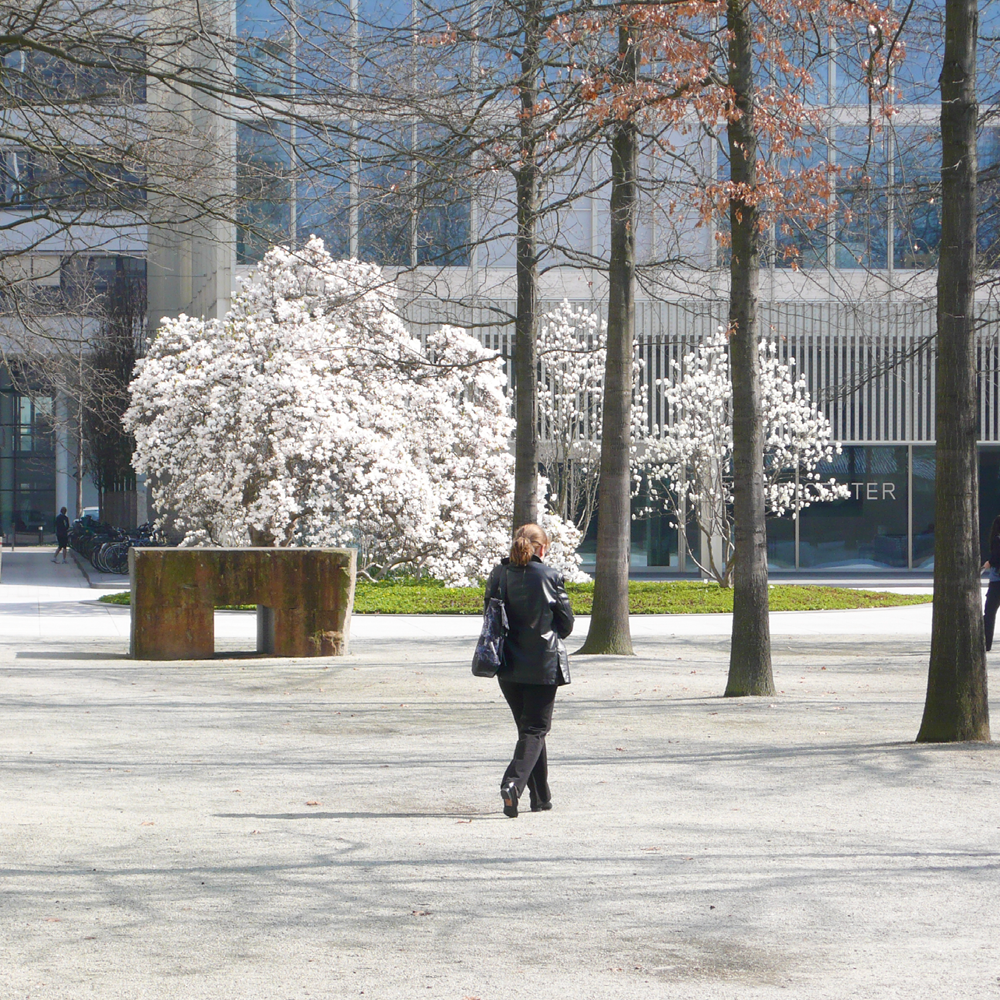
497, 679, 557, 806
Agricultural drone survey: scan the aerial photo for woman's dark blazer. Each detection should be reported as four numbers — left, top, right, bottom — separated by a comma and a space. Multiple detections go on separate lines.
484, 555, 574, 686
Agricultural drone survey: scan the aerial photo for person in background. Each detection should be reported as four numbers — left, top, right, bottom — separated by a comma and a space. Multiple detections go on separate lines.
483, 523, 574, 818
982, 513, 1000, 651
54, 507, 70, 564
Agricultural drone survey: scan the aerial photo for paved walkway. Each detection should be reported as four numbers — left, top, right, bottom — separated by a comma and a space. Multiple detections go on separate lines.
2, 549, 998, 999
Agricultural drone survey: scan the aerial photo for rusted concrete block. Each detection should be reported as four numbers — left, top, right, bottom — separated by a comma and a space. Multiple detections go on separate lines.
129, 547, 356, 659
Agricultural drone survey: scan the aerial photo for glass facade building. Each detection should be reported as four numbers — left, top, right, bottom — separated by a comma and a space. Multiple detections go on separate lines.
0, 370, 55, 534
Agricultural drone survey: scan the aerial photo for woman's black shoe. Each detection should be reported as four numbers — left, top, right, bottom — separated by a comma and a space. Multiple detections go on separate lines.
501, 782, 519, 818
530, 799, 552, 812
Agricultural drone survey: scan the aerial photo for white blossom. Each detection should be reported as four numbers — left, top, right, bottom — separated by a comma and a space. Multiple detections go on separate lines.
125, 237, 517, 586
537, 299, 644, 535
643, 328, 850, 586
536, 477, 590, 583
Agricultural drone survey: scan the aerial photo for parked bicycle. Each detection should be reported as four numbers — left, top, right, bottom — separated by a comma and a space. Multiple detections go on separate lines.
69, 518, 166, 574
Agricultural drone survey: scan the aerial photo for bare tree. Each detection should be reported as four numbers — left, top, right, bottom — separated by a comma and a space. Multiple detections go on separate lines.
721, 0, 773, 695
578, 18, 640, 655
917, 0, 991, 742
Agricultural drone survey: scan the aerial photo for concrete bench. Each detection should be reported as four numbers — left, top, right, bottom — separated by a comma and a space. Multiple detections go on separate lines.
129, 547, 356, 660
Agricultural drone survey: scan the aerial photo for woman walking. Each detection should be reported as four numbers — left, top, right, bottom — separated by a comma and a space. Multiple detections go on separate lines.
484, 523, 574, 818
983, 513, 1000, 651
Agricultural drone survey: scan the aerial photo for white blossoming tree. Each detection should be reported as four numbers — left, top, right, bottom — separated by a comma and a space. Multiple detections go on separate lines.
643, 329, 849, 586
126, 237, 520, 586
537, 299, 644, 537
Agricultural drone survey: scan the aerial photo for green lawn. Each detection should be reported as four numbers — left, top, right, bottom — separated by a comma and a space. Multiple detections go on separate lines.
98, 580, 932, 614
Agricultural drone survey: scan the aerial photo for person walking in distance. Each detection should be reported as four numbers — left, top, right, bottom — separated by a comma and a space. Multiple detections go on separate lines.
484, 523, 574, 818
54, 507, 70, 563
983, 513, 1000, 651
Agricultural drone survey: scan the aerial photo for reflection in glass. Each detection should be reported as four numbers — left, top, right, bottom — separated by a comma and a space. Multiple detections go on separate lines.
889, 0, 945, 106
912, 446, 935, 568
893, 125, 941, 269
798, 446, 909, 569
0, 369, 56, 535
773, 138, 828, 269
979, 449, 1000, 562
835, 126, 888, 269
295, 128, 351, 257
834, 26, 880, 106
767, 514, 795, 569
979, 0, 1000, 104
237, 123, 292, 264
979, 130, 1000, 269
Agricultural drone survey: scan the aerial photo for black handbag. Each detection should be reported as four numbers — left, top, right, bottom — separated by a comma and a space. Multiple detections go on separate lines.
472, 566, 508, 677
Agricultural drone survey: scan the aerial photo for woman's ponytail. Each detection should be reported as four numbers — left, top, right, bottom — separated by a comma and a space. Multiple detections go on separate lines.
509, 523, 549, 566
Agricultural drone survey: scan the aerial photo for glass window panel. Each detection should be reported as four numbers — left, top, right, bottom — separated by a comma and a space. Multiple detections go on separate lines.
414, 127, 471, 266
767, 515, 795, 570
294, 127, 352, 257
833, 25, 880, 106
979, 0, 1000, 103
979, 129, 1000, 269
715, 141, 731, 268
686, 519, 701, 572
889, 0, 944, 106
237, 122, 292, 264
798, 446, 909, 569
633, 479, 680, 569
630, 508, 648, 569
773, 137, 828, 269
893, 125, 941, 269
0, 387, 55, 535
7, 46, 146, 104
0, 149, 144, 212
980, 448, 1000, 563
358, 129, 411, 265
646, 514, 679, 569
236, 0, 298, 94
834, 126, 889, 269
765, 25, 830, 106
912, 446, 934, 569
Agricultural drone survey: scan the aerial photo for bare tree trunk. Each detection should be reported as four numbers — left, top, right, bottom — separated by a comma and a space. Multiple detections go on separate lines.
512, 0, 542, 530
723, 0, 773, 696
917, 0, 990, 742
76, 343, 85, 518
76, 404, 85, 517
578, 21, 637, 656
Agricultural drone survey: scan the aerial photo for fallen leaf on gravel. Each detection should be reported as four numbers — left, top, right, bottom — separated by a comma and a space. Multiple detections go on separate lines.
44, 918, 61, 922
305, 801, 320, 806
411, 910, 431, 916
141, 821, 154, 826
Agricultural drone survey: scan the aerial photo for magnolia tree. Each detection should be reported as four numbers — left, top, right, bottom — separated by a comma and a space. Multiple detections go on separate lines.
537, 300, 644, 537
643, 330, 849, 586
127, 237, 587, 585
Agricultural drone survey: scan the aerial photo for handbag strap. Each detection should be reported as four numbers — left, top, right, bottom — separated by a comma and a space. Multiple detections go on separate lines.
497, 564, 508, 604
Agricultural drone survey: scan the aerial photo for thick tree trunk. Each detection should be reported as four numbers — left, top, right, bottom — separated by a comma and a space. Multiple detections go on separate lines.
917, 0, 990, 742
512, 0, 542, 531
723, 0, 773, 696
578, 22, 637, 656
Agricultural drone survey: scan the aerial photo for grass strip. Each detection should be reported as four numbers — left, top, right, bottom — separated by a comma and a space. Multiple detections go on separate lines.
98, 580, 932, 615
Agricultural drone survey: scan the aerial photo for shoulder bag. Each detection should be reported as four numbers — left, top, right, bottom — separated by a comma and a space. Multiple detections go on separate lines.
471, 566, 508, 677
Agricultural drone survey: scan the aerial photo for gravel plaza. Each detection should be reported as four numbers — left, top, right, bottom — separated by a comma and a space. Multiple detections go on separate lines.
1, 550, 998, 999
